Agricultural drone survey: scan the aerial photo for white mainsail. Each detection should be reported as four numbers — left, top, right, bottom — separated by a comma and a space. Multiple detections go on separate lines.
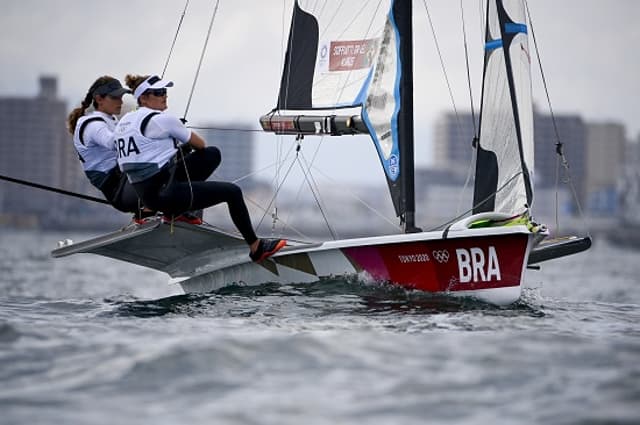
270, 0, 409, 218
280, 0, 391, 109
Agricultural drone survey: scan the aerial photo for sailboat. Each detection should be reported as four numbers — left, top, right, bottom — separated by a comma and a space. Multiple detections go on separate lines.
53, 0, 591, 305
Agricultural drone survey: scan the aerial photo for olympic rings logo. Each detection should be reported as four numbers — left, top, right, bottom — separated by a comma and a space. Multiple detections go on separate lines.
432, 249, 450, 263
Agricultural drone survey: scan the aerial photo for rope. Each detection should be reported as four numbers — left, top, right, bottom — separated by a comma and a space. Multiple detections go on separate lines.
177, 0, 220, 223
525, 1, 560, 141
0, 174, 109, 205
421, 0, 476, 218
457, 0, 479, 216
161, 0, 190, 78
188, 125, 263, 133
421, 0, 463, 133
177, 147, 194, 212
183, 0, 220, 120
459, 0, 478, 137
256, 150, 298, 231
297, 150, 338, 240
303, 163, 403, 232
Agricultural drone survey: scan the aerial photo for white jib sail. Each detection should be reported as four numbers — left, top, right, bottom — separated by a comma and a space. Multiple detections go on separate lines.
480, 0, 534, 214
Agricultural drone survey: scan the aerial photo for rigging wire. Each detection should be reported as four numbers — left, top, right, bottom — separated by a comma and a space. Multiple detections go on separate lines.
256, 151, 300, 231
187, 125, 263, 133
272, 0, 289, 235
421, 0, 463, 132
303, 164, 403, 232
234, 179, 312, 241
457, 0, 479, 216
0, 174, 109, 205
173, 0, 220, 224
428, 172, 526, 232
525, 0, 590, 236
204, 157, 313, 240
421, 0, 475, 217
296, 0, 384, 236
279, 1, 413, 236
183, 0, 221, 120
460, 0, 478, 137
161, 0, 191, 78
297, 150, 338, 239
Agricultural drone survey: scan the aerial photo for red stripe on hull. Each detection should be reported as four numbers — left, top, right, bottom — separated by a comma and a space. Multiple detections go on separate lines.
342, 233, 529, 292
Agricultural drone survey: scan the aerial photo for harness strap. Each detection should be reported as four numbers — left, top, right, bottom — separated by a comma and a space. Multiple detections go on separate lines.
140, 111, 182, 180
140, 112, 161, 137
78, 117, 106, 145
76, 116, 107, 163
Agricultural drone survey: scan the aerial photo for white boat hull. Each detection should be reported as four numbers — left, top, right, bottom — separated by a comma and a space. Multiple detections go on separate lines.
52, 216, 537, 306
177, 225, 535, 306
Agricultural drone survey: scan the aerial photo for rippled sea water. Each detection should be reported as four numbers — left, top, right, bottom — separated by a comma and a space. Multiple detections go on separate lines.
0, 230, 639, 425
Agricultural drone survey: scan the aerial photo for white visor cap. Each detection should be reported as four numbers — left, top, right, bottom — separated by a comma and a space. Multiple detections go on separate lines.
133, 75, 174, 99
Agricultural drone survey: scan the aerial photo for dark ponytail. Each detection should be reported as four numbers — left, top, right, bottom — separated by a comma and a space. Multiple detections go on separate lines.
66, 75, 116, 135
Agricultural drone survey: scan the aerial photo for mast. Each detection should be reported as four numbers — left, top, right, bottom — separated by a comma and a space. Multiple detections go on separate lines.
394, 0, 419, 233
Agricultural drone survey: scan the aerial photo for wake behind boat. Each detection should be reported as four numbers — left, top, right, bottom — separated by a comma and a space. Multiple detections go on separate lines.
52, 0, 591, 305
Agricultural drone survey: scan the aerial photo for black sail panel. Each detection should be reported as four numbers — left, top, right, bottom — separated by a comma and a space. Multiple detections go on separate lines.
277, 1, 319, 110
473, 147, 499, 212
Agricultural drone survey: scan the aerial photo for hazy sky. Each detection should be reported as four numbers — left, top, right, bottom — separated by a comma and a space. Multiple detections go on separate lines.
1, 0, 638, 185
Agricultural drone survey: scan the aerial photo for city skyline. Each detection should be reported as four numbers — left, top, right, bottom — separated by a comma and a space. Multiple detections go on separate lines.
0, 1, 638, 185
0, 75, 635, 232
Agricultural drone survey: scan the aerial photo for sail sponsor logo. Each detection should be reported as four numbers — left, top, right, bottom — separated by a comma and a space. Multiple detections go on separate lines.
329, 39, 377, 71
388, 154, 399, 178
398, 253, 430, 264
456, 246, 501, 283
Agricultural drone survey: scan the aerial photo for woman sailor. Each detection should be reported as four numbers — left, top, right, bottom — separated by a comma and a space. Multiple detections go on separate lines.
116, 74, 286, 262
67, 76, 150, 220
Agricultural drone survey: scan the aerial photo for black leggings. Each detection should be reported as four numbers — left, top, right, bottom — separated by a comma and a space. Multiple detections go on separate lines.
133, 147, 258, 244
109, 176, 140, 213
98, 170, 139, 214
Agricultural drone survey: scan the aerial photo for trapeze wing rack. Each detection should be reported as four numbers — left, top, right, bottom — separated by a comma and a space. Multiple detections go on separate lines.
259, 112, 369, 136
528, 235, 592, 265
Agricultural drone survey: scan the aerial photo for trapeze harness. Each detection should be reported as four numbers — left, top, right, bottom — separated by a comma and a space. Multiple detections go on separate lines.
73, 113, 132, 211
115, 108, 258, 244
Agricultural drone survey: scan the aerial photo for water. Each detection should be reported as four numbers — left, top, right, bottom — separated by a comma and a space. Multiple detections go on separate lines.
0, 230, 638, 425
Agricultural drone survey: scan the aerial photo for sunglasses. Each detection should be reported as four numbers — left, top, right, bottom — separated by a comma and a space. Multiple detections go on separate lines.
146, 88, 167, 97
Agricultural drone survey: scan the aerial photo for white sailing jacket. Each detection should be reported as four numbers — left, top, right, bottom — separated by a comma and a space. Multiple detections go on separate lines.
73, 111, 119, 189
114, 107, 191, 183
